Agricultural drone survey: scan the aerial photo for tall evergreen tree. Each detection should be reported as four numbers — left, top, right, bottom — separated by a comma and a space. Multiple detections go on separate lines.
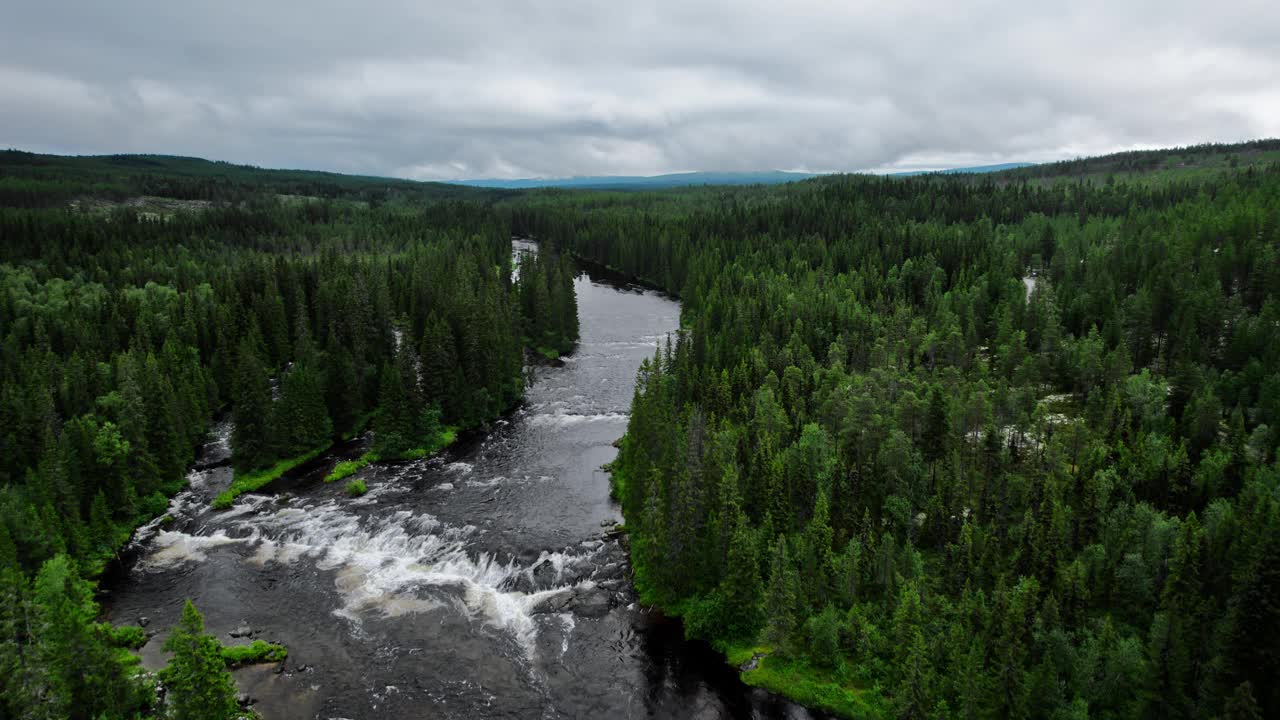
160, 601, 239, 720
231, 338, 272, 471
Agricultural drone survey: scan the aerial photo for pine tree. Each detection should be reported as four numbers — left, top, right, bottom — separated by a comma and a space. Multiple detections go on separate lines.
1221, 529, 1280, 717
718, 513, 763, 640
373, 361, 412, 457
322, 335, 361, 438
419, 314, 458, 420
270, 360, 332, 456
895, 627, 937, 719
805, 604, 841, 669
160, 600, 239, 720
924, 385, 952, 464
30, 555, 139, 719
231, 338, 272, 471
763, 537, 799, 650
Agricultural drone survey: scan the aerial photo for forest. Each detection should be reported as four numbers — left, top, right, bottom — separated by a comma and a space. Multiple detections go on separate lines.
1, 142, 1278, 718
511, 154, 1280, 718
0, 174, 576, 717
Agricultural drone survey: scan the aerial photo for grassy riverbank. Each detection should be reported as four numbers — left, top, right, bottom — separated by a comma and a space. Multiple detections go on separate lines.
611, 458, 885, 719
212, 444, 332, 510
724, 646, 882, 718
324, 427, 459, 484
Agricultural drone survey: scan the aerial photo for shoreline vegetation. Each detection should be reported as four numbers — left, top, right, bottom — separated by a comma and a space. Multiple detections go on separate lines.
0, 149, 579, 718
570, 144, 1280, 718
212, 444, 332, 509
220, 639, 289, 667
612, 462, 881, 718
324, 427, 460, 484
4, 141, 1279, 719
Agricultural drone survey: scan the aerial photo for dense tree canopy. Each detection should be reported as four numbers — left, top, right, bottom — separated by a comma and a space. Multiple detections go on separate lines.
512, 158, 1280, 718
0, 176, 576, 715
2, 142, 1276, 717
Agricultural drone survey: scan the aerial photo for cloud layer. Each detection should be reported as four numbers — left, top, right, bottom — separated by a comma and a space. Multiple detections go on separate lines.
3, 1, 1278, 179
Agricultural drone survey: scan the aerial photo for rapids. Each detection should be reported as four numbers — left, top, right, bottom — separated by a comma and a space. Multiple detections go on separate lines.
102, 241, 825, 719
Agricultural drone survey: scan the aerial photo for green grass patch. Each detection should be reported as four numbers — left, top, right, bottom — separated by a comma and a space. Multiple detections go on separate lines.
221, 639, 288, 667
724, 644, 770, 666
731, 650, 882, 719
325, 451, 379, 483
395, 427, 458, 461
212, 444, 331, 509
345, 479, 368, 497
326, 459, 364, 483
324, 426, 458, 490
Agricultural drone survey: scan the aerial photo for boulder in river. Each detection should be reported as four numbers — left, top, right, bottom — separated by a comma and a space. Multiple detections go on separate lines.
594, 561, 624, 581
571, 588, 613, 618
530, 591, 575, 615
229, 625, 253, 638
530, 559, 559, 587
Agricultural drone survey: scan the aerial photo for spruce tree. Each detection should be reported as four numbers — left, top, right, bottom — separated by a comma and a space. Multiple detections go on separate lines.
30, 555, 139, 719
763, 537, 799, 650
160, 600, 239, 720
231, 338, 272, 471
373, 361, 412, 457
718, 513, 763, 640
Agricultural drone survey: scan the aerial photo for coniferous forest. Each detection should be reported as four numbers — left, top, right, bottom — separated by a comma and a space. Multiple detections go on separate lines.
0, 155, 578, 718
1, 143, 1279, 718
512, 152, 1280, 718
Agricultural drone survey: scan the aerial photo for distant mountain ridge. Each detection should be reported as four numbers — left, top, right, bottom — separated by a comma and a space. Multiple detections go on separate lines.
888, 162, 1036, 177
457, 170, 818, 189
461, 163, 1040, 189
10, 139, 1277, 201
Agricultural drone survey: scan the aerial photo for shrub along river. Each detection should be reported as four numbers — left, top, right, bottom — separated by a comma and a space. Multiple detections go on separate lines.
103, 241, 826, 719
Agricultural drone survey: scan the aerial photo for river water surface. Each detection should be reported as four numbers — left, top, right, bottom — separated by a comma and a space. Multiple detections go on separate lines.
103, 241, 824, 719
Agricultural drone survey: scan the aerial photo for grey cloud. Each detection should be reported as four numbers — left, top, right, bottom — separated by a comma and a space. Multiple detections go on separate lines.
2, 1, 1278, 179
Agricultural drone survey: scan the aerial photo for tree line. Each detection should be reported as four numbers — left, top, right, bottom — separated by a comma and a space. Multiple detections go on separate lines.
0, 191, 576, 716
512, 161, 1280, 718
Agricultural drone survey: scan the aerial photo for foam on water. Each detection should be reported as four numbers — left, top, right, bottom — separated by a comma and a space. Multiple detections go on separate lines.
526, 412, 628, 428
126, 446, 233, 552
464, 475, 505, 488
144, 530, 244, 567
165, 495, 603, 658
558, 613, 575, 656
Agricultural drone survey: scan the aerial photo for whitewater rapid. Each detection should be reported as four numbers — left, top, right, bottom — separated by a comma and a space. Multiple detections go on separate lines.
104, 242, 825, 719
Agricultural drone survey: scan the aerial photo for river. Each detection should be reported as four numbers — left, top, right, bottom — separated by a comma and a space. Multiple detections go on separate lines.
102, 240, 825, 719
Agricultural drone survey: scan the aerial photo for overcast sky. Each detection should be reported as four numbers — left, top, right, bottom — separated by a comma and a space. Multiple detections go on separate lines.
3, 1, 1278, 180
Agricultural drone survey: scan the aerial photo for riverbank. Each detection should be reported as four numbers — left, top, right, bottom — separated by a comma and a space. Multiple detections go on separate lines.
519, 233, 681, 301
324, 427, 461, 483
212, 444, 333, 509
724, 646, 881, 718
610, 448, 883, 718
99, 248, 820, 718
